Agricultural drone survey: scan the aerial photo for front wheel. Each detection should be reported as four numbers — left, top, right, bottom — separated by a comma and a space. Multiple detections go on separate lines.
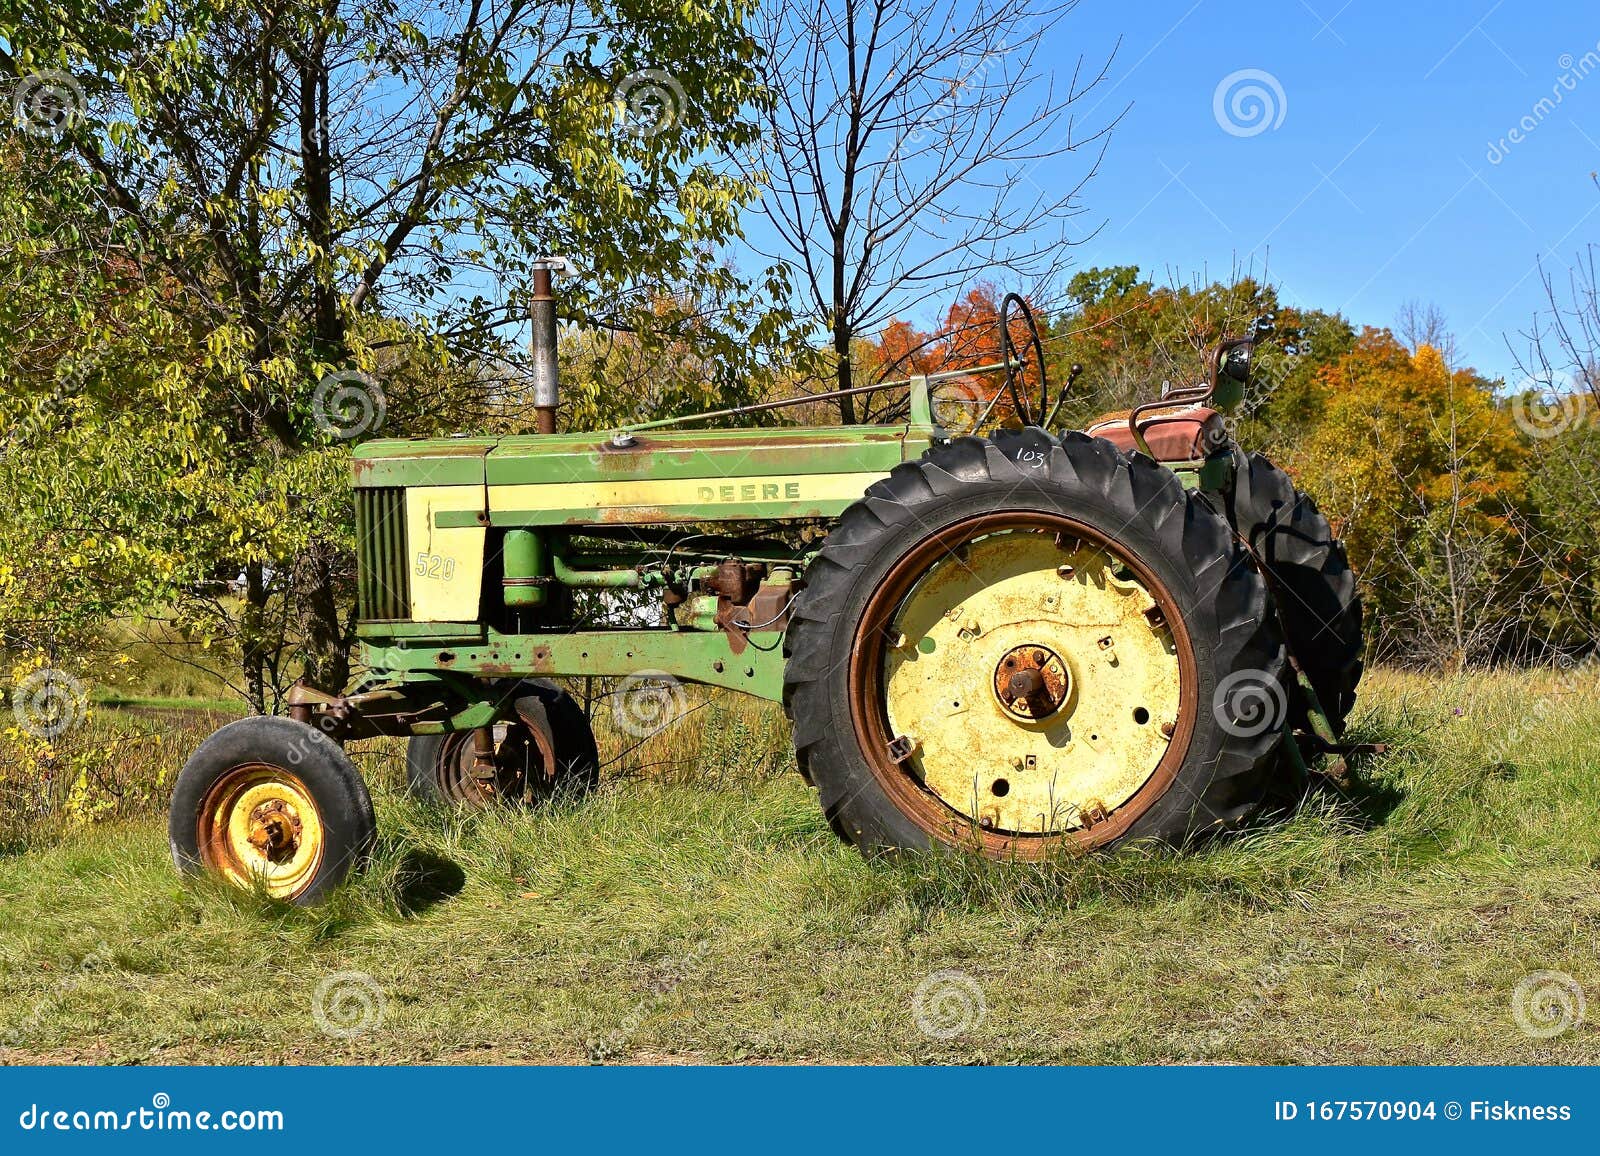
406, 680, 599, 806
784, 429, 1287, 858
169, 715, 377, 904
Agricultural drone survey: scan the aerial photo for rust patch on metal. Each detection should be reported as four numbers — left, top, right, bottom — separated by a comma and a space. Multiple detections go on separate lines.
993, 644, 1070, 719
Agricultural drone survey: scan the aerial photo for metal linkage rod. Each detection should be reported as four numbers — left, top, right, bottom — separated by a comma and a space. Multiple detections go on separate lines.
612, 360, 1021, 435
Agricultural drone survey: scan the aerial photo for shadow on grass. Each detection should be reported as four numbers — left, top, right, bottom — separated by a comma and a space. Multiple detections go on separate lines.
392, 849, 467, 915
885, 722, 1428, 918
1313, 765, 1407, 829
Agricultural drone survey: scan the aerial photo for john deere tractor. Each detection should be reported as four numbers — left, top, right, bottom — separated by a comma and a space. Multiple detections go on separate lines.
169, 264, 1363, 903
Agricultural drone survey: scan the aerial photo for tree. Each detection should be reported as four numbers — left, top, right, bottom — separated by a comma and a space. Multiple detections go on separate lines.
1509, 246, 1600, 652
1395, 299, 1457, 364
749, 0, 1115, 420
862, 282, 1045, 427
1285, 331, 1533, 668
1046, 265, 1329, 435
0, 0, 787, 708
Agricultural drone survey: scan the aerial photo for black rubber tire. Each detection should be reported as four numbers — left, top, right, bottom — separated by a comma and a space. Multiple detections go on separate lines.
783, 428, 1287, 857
169, 715, 376, 905
406, 679, 599, 805
1219, 451, 1363, 736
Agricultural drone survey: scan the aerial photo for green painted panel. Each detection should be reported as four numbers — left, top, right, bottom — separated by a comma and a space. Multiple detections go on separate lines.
443, 497, 870, 528
352, 438, 495, 488
350, 424, 935, 496
355, 621, 486, 642
483, 425, 913, 486
359, 628, 787, 703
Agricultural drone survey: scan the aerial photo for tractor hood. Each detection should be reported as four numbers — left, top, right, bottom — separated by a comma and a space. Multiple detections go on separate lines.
353, 425, 919, 488
352, 424, 927, 526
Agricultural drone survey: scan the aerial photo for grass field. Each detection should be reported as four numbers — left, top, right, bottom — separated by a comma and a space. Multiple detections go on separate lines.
1, 667, 1598, 1065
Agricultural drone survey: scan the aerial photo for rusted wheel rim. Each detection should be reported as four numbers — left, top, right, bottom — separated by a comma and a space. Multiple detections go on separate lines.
848, 512, 1198, 856
435, 724, 550, 805
196, 764, 325, 899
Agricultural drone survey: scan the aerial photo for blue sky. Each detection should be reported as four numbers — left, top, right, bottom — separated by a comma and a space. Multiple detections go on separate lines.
998, 0, 1600, 380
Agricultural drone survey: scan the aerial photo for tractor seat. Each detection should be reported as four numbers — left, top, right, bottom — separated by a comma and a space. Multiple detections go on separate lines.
1082, 404, 1224, 462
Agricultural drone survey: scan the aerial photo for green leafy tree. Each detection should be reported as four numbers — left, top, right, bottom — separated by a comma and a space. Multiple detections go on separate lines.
0, 0, 792, 708
1286, 333, 1533, 667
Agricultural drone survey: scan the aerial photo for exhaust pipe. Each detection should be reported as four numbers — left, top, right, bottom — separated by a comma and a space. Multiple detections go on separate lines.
530, 257, 568, 435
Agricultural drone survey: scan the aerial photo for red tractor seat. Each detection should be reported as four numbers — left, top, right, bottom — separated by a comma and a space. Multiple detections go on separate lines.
1083, 404, 1225, 461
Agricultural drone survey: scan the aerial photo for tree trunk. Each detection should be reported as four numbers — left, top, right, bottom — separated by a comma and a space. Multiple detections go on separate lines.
297, 538, 351, 692
300, 26, 342, 362
242, 561, 269, 714
833, 314, 856, 423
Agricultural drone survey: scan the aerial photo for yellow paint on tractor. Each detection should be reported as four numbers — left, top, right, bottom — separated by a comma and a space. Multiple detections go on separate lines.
405, 485, 487, 621
486, 472, 885, 519
883, 531, 1181, 834
198, 766, 326, 900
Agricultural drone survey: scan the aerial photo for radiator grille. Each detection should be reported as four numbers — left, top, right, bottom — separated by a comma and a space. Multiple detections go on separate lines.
355, 487, 411, 621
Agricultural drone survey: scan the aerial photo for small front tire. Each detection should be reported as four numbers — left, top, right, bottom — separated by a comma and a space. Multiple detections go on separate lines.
169, 715, 377, 905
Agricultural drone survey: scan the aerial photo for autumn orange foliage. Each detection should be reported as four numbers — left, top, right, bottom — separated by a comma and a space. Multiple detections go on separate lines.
868, 283, 1046, 424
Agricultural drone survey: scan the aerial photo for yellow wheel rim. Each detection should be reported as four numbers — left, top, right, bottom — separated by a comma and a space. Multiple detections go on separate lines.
881, 526, 1183, 836
197, 765, 326, 899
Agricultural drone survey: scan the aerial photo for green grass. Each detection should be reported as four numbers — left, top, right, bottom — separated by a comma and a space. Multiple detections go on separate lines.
98, 617, 245, 706
1, 668, 1598, 1065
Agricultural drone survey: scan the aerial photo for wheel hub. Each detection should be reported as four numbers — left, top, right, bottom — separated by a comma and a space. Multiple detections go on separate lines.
441, 724, 541, 804
875, 525, 1185, 837
245, 799, 301, 862
993, 645, 1070, 719
196, 766, 326, 899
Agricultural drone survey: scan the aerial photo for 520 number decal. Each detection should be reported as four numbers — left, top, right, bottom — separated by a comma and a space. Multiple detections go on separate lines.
414, 552, 457, 582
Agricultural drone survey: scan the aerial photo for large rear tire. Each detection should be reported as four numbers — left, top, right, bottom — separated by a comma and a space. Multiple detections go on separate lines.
784, 429, 1287, 858
1218, 451, 1363, 736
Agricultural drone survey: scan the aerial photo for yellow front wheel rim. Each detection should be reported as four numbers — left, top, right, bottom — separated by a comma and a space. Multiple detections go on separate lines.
197, 765, 326, 899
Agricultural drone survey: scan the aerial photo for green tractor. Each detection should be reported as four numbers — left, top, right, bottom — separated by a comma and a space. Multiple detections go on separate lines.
169, 265, 1363, 903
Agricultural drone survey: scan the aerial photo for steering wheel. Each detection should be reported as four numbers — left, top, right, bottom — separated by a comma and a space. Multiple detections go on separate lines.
997, 293, 1049, 426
